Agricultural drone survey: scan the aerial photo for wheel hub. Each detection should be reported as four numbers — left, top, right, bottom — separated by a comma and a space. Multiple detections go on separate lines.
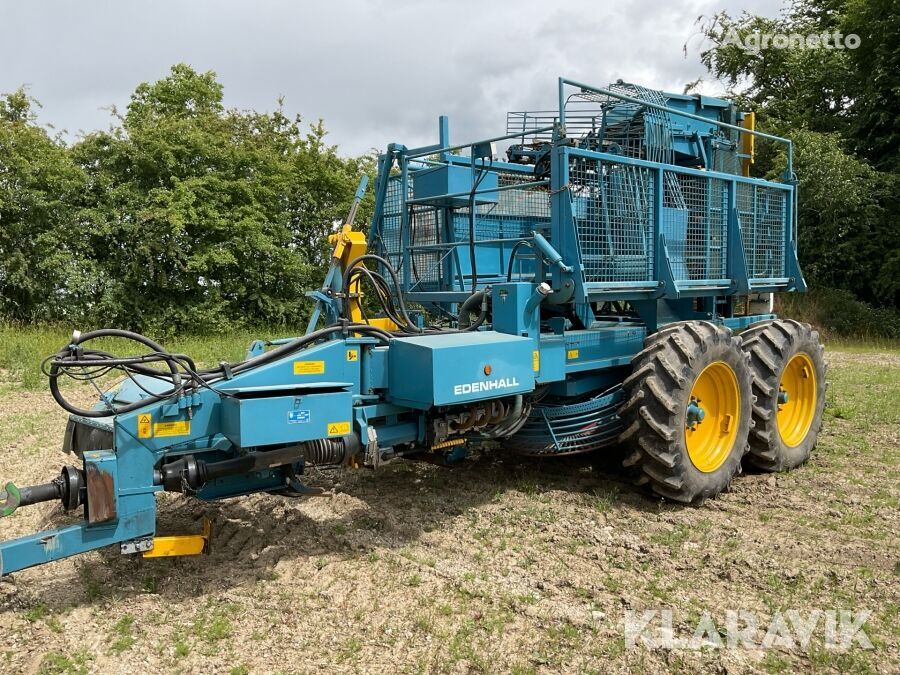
684, 361, 740, 473
686, 399, 706, 429
776, 353, 817, 447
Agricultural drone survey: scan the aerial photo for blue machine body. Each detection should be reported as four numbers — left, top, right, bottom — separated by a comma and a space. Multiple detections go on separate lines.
388, 332, 534, 409
0, 77, 803, 575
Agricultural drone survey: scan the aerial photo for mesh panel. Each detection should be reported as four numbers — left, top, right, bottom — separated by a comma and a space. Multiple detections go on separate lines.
376, 176, 405, 275
570, 158, 655, 283
409, 204, 441, 289
662, 173, 728, 281
374, 168, 551, 292
711, 126, 742, 175
737, 183, 786, 279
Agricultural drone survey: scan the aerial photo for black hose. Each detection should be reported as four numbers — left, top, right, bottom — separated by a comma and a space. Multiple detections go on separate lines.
48, 329, 183, 418
506, 240, 535, 281
46, 324, 393, 418
457, 289, 489, 331
341, 253, 421, 333
348, 266, 408, 330
467, 157, 492, 293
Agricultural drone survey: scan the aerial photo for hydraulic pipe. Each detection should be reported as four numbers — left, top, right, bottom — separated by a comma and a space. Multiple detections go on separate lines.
532, 232, 572, 273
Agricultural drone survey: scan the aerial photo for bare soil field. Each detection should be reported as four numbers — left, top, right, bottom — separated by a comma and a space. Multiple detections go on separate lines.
0, 348, 897, 674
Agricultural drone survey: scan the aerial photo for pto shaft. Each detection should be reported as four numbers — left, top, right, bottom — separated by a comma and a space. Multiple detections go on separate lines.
0, 466, 83, 517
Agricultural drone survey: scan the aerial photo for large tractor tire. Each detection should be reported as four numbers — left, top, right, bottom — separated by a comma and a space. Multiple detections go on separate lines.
619, 321, 753, 504
739, 319, 826, 471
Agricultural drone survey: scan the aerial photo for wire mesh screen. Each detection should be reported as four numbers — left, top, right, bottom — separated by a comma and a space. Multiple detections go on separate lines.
711, 126, 742, 175
570, 158, 655, 284
662, 172, 729, 281
374, 175, 405, 277
408, 204, 442, 290
373, 167, 551, 293
450, 171, 551, 237
736, 183, 787, 279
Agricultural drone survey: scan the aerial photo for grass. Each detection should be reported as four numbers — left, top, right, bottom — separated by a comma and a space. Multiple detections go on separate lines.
192, 602, 239, 643
0, 322, 302, 389
109, 615, 137, 654
38, 651, 92, 675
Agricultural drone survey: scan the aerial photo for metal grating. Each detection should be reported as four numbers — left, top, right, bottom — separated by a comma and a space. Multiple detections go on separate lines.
736, 183, 786, 279
408, 203, 442, 289
570, 158, 655, 284
711, 126, 742, 175
662, 173, 728, 281
374, 175, 405, 277
373, 167, 552, 292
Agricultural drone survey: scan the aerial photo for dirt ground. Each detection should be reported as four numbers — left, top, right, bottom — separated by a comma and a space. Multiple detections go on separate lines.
0, 349, 897, 674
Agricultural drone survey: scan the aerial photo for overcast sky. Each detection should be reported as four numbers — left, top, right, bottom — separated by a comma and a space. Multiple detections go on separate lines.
1, 0, 783, 156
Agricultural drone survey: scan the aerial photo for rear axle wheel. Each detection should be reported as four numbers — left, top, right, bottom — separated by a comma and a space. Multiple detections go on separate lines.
740, 320, 826, 471
618, 321, 753, 504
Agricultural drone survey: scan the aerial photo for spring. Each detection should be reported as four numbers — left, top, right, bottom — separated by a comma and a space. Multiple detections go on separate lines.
302, 438, 348, 465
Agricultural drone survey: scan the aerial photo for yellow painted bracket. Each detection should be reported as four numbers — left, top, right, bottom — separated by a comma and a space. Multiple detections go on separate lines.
328, 224, 369, 324
143, 517, 211, 558
328, 223, 399, 331
328, 223, 368, 265
741, 111, 756, 177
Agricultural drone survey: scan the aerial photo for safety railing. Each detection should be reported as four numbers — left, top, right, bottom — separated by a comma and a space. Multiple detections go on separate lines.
369, 78, 799, 305
566, 146, 794, 295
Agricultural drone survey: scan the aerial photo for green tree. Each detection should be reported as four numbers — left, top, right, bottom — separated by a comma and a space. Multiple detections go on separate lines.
71, 64, 370, 333
843, 0, 900, 171
0, 89, 91, 321
695, 0, 900, 308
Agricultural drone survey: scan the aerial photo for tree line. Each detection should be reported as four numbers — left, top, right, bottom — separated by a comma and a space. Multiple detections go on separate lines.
696, 0, 899, 313
0, 64, 372, 334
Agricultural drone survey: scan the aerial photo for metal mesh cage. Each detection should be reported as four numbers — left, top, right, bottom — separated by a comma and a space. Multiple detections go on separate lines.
507, 82, 677, 166
569, 158, 655, 284
662, 172, 729, 282
372, 168, 552, 293
374, 175, 405, 276
737, 183, 787, 279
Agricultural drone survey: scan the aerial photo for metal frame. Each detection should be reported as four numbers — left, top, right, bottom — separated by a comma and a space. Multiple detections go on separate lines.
367, 78, 804, 322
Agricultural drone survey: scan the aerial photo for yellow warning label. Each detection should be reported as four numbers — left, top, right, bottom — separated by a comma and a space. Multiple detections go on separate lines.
567, 349, 579, 360
137, 413, 152, 439
154, 420, 191, 438
327, 421, 351, 436
346, 349, 358, 362
293, 360, 325, 375
532, 350, 540, 372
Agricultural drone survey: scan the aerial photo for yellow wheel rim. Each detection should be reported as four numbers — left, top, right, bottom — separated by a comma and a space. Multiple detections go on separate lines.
777, 352, 817, 447
685, 361, 741, 473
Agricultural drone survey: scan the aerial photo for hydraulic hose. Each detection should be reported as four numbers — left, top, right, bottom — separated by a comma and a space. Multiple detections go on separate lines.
506, 240, 535, 281
457, 289, 490, 331
48, 329, 183, 418
46, 323, 393, 418
341, 253, 422, 333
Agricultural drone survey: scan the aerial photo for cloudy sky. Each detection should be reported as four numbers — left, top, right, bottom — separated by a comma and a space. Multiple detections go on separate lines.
1, 0, 783, 156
